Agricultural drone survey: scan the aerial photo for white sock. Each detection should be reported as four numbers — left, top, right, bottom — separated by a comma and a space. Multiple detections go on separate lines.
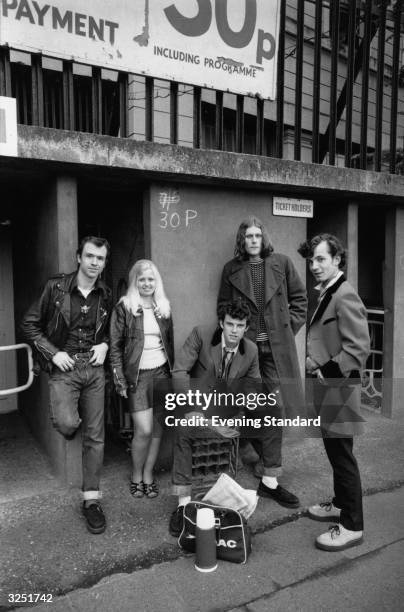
262, 476, 278, 489
178, 495, 191, 507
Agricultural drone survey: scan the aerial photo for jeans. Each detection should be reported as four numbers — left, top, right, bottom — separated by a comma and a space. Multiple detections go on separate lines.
48, 359, 105, 495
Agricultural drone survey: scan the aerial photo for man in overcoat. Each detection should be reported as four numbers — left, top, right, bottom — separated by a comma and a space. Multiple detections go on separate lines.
218, 216, 307, 508
299, 233, 370, 551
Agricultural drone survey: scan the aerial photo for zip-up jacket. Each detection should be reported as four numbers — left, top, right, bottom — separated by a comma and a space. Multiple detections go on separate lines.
21, 272, 112, 373
109, 301, 174, 394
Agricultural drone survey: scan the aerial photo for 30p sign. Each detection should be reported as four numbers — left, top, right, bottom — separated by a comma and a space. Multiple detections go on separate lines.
164, 0, 277, 65
152, 0, 280, 98
0, 0, 280, 99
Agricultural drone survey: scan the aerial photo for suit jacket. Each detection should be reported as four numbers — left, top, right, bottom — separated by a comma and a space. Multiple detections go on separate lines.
307, 275, 370, 436
217, 253, 307, 412
172, 325, 261, 385
172, 326, 261, 426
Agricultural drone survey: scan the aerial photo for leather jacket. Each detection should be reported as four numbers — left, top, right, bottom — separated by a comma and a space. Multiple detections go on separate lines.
21, 272, 112, 373
109, 301, 174, 393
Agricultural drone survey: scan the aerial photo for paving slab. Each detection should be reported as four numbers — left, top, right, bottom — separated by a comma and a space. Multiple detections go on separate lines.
20, 487, 404, 612
0, 413, 60, 503
230, 541, 404, 612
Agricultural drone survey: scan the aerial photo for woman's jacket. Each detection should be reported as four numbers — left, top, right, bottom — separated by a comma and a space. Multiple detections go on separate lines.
109, 301, 174, 394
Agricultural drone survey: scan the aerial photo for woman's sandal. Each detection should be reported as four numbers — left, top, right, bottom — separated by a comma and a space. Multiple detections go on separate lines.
143, 481, 159, 499
130, 481, 144, 498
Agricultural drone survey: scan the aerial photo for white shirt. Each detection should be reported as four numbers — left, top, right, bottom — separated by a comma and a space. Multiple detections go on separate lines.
139, 307, 167, 370
221, 334, 239, 357
315, 270, 344, 300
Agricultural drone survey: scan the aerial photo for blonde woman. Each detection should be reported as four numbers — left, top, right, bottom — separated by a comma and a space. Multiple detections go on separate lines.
110, 260, 174, 498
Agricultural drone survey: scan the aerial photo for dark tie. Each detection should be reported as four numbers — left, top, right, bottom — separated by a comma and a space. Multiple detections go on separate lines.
221, 348, 234, 380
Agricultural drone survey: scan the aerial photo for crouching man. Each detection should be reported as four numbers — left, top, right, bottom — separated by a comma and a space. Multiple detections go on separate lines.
168, 299, 263, 536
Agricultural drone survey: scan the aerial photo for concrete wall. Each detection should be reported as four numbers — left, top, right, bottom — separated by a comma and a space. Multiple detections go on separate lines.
147, 181, 308, 468
15, 126, 404, 201
148, 182, 307, 371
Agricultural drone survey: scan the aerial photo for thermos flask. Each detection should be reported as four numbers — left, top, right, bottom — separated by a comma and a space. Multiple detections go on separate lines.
195, 507, 217, 572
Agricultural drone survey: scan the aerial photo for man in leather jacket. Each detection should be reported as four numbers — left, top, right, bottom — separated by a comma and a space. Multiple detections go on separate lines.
21, 236, 112, 534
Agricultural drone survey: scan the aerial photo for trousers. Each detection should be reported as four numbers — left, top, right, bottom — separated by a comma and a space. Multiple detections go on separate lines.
323, 436, 364, 531
248, 342, 283, 476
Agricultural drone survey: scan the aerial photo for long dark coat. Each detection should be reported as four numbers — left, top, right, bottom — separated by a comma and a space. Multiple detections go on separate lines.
217, 253, 307, 414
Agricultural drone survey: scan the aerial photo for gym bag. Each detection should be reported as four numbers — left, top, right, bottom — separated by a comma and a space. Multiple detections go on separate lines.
178, 500, 252, 564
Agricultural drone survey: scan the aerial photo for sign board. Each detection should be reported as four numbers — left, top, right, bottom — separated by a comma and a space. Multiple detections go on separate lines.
0, 0, 280, 99
273, 197, 314, 218
0, 97, 17, 157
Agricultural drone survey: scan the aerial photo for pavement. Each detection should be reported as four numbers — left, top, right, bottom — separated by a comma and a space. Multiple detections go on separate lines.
0, 407, 403, 611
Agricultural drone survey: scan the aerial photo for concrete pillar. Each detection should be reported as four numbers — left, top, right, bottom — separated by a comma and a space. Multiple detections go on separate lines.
347, 203, 358, 290
23, 176, 80, 485
383, 206, 404, 418
0, 224, 17, 414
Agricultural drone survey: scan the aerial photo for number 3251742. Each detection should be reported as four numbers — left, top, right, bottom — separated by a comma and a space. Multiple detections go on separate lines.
8, 594, 53, 603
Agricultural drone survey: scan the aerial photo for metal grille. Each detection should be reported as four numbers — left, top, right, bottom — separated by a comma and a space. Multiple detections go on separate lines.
1, 1, 403, 172
362, 308, 384, 412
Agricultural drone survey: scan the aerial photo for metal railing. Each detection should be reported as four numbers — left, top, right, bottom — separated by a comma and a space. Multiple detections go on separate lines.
361, 308, 384, 411
0, 344, 34, 412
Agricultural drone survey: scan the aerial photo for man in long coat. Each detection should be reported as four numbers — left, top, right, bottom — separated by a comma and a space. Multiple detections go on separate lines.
218, 216, 307, 508
299, 233, 370, 551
